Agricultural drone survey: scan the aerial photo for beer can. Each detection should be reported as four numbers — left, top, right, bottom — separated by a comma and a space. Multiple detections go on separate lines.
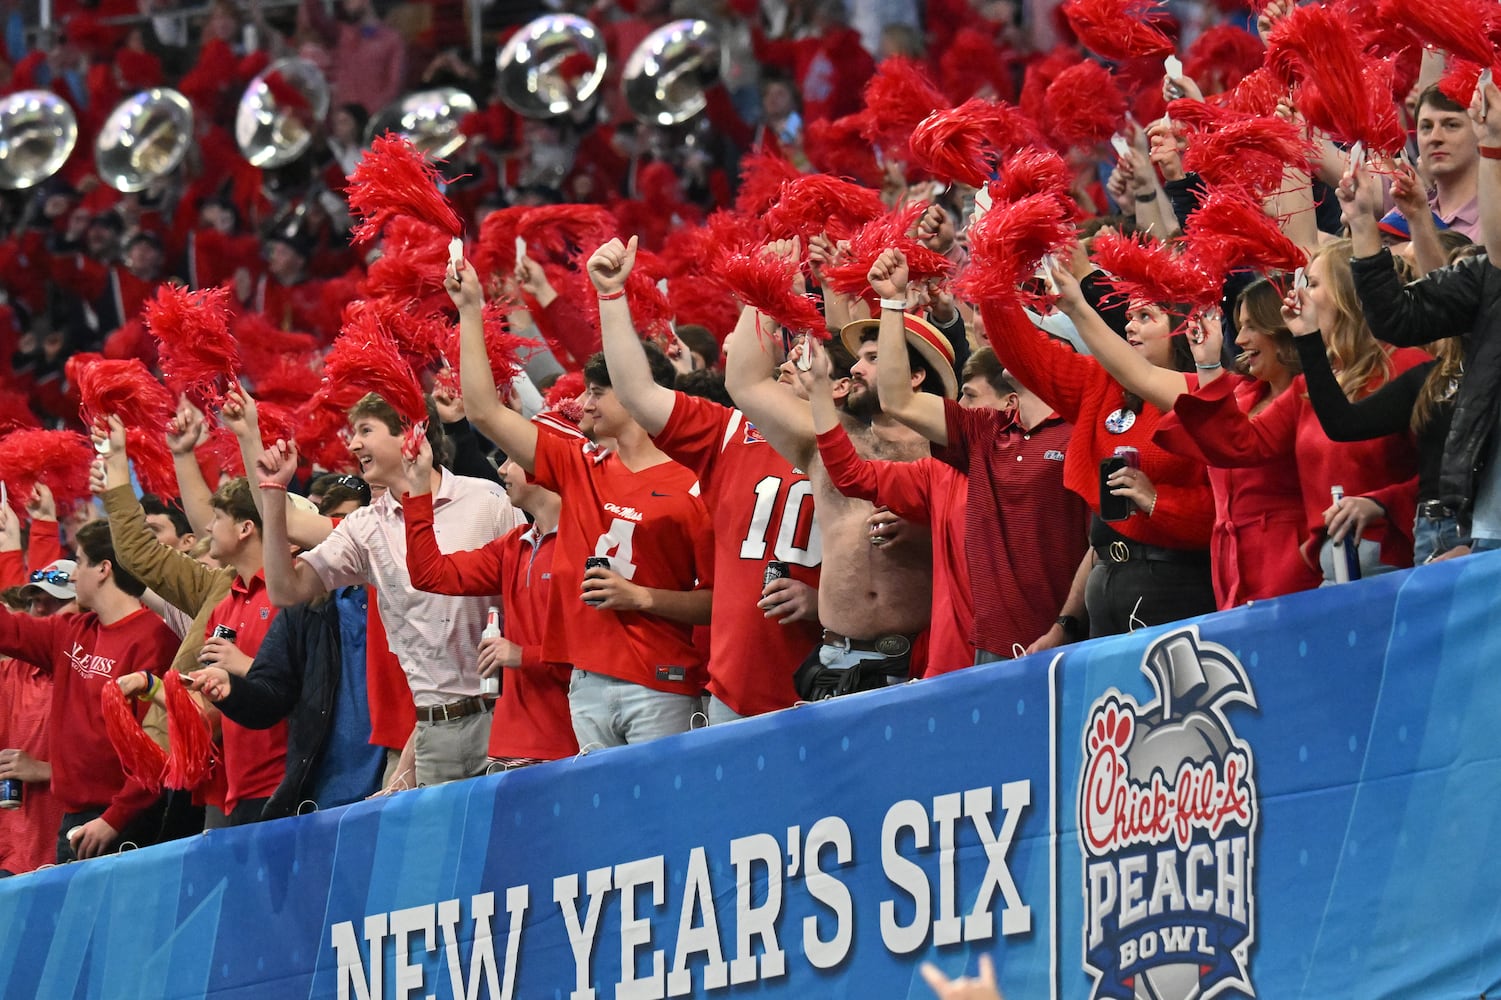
212, 624, 237, 641
1113, 445, 1140, 470
0, 778, 22, 810
583, 557, 611, 606
763, 561, 791, 589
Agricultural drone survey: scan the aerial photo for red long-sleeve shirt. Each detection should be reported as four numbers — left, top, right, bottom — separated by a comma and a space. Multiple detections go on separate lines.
816, 427, 974, 675
403, 493, 577, 761
0, 606, 175, 830
1160, 352, 1429, 571
0, 661, 65, 874
981, 299, 1214, 549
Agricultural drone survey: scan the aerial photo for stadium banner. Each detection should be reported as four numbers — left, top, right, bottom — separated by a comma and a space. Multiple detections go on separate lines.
2, 554, 1500, 1000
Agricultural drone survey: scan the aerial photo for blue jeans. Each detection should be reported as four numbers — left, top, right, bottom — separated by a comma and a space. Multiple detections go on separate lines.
568, 669, 703, 750
1472, 537, 1501, 553
1413, 513, 1464, 565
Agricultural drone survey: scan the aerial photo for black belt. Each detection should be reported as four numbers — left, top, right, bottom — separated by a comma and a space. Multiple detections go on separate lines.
820, 630, 913, 657
1417, 500, 1457, 519
415, 696, 492, 724
1094, 540, 1210, 566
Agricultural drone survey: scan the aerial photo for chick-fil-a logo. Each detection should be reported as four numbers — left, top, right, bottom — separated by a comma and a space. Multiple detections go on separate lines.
1078, 628, 1259, 1000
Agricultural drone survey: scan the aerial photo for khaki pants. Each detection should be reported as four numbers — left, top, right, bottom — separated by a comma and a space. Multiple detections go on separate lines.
413, 711, 492, 787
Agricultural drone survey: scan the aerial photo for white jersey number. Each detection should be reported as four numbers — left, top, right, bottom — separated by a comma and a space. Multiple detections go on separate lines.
738, 476, 821, 566
593, 518, 640, 581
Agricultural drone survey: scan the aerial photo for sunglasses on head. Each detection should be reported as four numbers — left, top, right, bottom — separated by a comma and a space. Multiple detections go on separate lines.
327, 475, 372, 504
30, 568, 72, 585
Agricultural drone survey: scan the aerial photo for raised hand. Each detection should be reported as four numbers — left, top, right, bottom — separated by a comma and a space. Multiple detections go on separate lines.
586, 236, 638, 296
444, 257, 484, 313
165, 397, 209, 456
1280, 281, 1319, 337
255, 438, 299, 488
219, 386, 260, 442
867, 248, 910, 299
25, 482, 56, 522
400, 436, 435, 497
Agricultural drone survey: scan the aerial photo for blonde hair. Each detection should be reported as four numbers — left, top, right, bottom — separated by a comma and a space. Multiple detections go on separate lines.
1412, 337, 1463, 433
1311, 239, 1392, 400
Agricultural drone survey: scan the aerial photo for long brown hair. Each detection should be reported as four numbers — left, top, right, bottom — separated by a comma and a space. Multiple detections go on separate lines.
1309, 240, 1393, 400
1232, 277, 1301, 379
1412, 337, 1463, 433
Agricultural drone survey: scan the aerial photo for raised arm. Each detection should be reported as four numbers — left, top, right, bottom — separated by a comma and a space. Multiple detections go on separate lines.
1472, 75, 1501, 260
590, 237, 676, 435
1292, 330, 1428, 442
221, 386, 333, 548
448, 258, 538, 471
399, 441, 506, 596
867, 248, 949, 445
723, 304, 817, 471
165, 398, 214, 534
256, 440, 332, 608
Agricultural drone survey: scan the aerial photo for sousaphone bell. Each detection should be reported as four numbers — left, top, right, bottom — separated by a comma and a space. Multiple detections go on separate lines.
621, 19, 723, 126
495, 14, 608, 118
236, 57, 331, 169
95, 87, 194, 193
0, 90, 79, 190
365, 87, 479, 160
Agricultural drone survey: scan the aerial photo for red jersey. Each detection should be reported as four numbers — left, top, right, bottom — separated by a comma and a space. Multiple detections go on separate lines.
655, 395, 820, 715
0, 662, 65, 875
0, 606, 175, 830
532, 433, 713, 695
817, 427, 973, 675
204, 571, 286, 813
937, 400, 1091, 656
404, 495, 577, 761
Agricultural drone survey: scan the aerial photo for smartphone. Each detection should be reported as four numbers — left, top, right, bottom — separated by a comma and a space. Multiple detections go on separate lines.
1099, 457, 1134, 522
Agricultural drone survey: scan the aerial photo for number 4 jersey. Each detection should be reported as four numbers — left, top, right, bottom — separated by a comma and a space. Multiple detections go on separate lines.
654, 393, 822, 716
532, 431, 714, 696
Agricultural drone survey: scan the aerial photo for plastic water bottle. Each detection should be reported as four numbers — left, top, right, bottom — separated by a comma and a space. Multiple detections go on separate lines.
479, 607, 501, 697
1330, 486, 1362, 584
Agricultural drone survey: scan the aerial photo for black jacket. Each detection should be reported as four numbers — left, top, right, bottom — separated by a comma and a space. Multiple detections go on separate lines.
1349, 249, 1501, 516
215, 596, 343, 821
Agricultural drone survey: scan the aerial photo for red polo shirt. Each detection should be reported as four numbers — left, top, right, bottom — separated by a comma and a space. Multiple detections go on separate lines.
204, 571, 286, 813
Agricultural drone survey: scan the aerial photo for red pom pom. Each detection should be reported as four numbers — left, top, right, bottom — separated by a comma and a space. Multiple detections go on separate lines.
1174, 106, 1316, 198
1266, 5, 1406, 153
1091, 230, 1222, 310
1438, 59, 1485, 109
0, 395, 40, 435
990, 147, 1075, 205
1060, 0, 1176, 61
144, 283, 238, 410
734, 150, 802, 216
341, 296, 448, 370
100, 681, 166, 792
763, 175, 886, 242
718, 252, 827, 335
1214, 66, 1284, 117
365, 217, 453, 302
820, 202, 959, 297
1184, 190, 1309, 275
940, 27, 1018, 104
660, 211, 764, 280
954, 194, 1078, 308
434, 300, 528, 400
582, 249, 674, 339
321, 316, 430, 430
0, 429, 93, 515
858, 57, 952, 160
1376, 0, 1499, 70
543, 371, 586, 425
1044, 61, 1127, 148
1019, 47, 1078, 127
346, 133, 463, 244
1183, 25, 1266, 96
804, 115, 883, 187
72, 356, 179, 497
244, 353, 323, 410
669, 274, 742, 342
908, 98, 1038, 188
162, 671, 220, 796
518, 205, 617, 266
291, 397, 359, 474
474, 205, 531, 284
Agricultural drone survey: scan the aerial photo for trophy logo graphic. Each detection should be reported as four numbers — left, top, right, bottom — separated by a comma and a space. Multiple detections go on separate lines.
1079, 627, 1258, 1000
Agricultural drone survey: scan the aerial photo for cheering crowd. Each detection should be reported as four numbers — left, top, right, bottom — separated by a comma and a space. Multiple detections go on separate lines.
0, 0, 1499, 899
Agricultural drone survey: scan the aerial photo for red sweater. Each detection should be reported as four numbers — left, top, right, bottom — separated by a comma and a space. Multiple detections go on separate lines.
1161, 352, 1429, 570
981, 299, 1214, 549
404, 493, 578, 761
0, 606, 176, 829
817, 428, 975, 674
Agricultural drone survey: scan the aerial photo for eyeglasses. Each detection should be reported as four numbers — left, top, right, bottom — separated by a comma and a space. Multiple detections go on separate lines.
327, 475, 372, 504
29, 569, 72, 585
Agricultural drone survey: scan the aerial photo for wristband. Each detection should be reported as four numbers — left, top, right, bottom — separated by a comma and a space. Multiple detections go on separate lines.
596, 288, 626, 301
1481, 145, 1501, 160
878, 297, 907, 312
257, 482, 288, 492
1134, 192, 1157, 203
135, 671, 161, 702
1194, 361, 1224, 370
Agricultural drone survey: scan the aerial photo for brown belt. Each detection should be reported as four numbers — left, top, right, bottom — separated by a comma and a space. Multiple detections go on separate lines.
415, 695, 491, 724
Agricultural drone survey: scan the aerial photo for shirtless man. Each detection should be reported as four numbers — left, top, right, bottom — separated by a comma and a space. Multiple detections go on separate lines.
725, 242, 955, 697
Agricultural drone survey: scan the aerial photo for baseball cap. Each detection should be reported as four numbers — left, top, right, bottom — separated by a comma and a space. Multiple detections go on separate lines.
19, 559, 78, 601
1377, 208, 1449, 241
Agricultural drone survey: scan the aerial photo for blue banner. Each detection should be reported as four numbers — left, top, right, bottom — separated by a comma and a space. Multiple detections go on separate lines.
3, 553, 1501, 999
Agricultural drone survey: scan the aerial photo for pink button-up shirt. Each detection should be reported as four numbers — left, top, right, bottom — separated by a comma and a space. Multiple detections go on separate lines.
301, 470, 525, 707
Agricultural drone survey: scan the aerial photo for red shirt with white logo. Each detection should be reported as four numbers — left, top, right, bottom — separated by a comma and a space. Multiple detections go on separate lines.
654, 394, 821, 715
203, 571, 286, 813
0, 606, 176, 831
531, 433, 713, 696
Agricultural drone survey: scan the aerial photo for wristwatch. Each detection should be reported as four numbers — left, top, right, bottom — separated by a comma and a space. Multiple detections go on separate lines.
1056, 615, 1084, 641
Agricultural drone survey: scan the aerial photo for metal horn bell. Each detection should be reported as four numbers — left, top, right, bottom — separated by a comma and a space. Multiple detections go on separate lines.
496, 14, 607, 118
95, 87, 194, 193
365, 87, 478, 160
235, 57, 331, 169
0, 90, 79, 190
622, 19, 723, 126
